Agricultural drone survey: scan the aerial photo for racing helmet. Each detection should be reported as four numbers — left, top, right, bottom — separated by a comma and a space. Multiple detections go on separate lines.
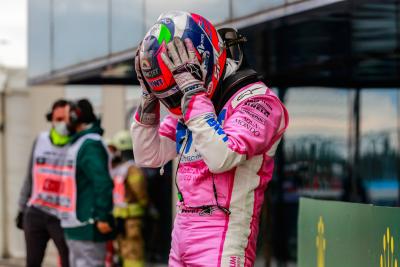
139, 11, 227, 116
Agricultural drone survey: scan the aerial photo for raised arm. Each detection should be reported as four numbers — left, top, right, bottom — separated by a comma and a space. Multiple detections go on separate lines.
130, 114, 178, 168
130, 46, 178, 168
182, 89, 288, 173
160, 38, 288, 173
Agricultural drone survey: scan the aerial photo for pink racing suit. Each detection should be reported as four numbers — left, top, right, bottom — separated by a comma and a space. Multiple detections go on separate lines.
131, 81, 289, 267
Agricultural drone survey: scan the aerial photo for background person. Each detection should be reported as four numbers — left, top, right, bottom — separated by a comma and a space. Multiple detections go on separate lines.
109, 130, 148, 267
16, 99, 71, 267
61, 99, 114, 267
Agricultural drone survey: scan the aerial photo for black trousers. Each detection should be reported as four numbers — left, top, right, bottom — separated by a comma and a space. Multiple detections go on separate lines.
23, 207, 70, 267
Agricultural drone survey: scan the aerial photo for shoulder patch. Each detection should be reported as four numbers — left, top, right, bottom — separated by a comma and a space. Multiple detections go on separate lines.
231, 84, 267, 108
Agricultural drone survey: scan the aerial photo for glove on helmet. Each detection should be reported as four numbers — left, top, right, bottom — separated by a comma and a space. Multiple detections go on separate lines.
139, 10, 227, 116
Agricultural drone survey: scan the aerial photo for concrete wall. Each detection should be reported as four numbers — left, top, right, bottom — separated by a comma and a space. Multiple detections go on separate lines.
0, 73, 5, 258
102, 85, 126, 139
5, 85, 31, 258
0, 71, 67, 260
0, 69, 30, 259
30, 86, 65, 135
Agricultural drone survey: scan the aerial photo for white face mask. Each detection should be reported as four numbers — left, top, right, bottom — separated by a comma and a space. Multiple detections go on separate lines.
53, 122, 69, 136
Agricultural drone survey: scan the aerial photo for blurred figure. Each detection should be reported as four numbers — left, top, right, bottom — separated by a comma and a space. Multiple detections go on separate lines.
16, 99, 70, 267
62, 99, 114, 267
109, 130, 147, 267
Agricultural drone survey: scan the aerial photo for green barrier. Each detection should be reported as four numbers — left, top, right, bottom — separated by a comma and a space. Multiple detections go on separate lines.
298, 198, 400, 267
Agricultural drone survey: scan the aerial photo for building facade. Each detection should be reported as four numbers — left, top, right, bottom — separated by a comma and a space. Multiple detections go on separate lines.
27, 0, 400, 265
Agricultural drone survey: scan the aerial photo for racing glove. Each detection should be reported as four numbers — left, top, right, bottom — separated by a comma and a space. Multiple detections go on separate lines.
161, 37, 208, 114
134, 45, 160, 125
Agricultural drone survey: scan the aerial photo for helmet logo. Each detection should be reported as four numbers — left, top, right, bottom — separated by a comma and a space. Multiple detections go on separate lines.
197, 34, 206, 54
148, 78, 165, 88
159, 18, 172, 25
143, 68, 161, 79
141, 58, 151, 70
197, 19, 212, 38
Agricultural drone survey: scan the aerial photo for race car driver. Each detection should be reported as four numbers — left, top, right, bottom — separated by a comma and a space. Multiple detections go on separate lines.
131, 11, 289, 267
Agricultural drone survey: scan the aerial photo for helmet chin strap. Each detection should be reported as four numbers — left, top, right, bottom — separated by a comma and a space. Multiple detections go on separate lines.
211, 28, 257, 114
223, 58, 240, 80
217, 28, 247, 67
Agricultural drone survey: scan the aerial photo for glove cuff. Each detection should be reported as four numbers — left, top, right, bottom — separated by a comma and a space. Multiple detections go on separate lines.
135, 97, 160, 125
181, 91, 215, 122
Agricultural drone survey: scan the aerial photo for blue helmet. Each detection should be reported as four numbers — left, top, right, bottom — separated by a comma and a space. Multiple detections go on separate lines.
139, 11, 227, 116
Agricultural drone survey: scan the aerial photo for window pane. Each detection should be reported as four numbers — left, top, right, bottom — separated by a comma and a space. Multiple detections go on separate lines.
284, 88, 351, 201
111, 0, 144, 53
232, 0, 284, 18
53, 0, 109, 69
144, 1, 230, 29
28, 0, 51, 78
352, 2, 398, 81
360, 89, 399, 206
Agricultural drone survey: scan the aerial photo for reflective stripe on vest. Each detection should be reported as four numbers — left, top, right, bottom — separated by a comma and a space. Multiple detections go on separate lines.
111, 160, 134, 208
61, 133, 105, 228
28, 132, 71, 217
28, 132, 106, 228
112, 160, 145, 218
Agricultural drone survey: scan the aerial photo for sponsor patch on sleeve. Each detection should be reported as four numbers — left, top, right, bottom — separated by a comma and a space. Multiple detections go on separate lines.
231, 84, 268, 108
242, 98, 272, 117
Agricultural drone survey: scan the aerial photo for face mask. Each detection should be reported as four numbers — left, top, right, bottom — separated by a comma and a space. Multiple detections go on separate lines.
53, 122, 70, 136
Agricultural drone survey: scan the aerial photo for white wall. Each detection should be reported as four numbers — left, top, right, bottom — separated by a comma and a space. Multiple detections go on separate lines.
0, 77, 5, 258
30, 85, 65, 135
0, 70, 64, 263
102, 85, 126, 139
5, 87, 31, 258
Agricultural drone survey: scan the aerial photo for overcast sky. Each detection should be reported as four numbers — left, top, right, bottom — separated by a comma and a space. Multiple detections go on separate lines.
0, 0, 27, 67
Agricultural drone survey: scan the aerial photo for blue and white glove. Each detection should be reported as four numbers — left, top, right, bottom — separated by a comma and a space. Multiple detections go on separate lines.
134, 45, 160, 125
161, 37, 208, 99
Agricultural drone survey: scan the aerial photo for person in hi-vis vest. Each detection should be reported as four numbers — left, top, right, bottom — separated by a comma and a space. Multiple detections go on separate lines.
108, 130, 147, 267
61, 99, 114, 267
17, 99, 71, 267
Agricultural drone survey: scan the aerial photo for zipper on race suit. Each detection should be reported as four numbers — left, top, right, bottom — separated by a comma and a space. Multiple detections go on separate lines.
174, 133, 231, 215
